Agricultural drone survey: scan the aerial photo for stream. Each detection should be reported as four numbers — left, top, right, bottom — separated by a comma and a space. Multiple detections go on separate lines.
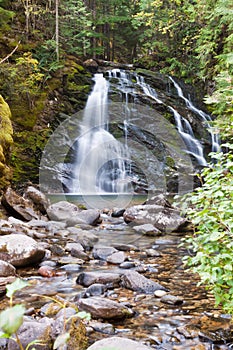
13, 212, 233, 350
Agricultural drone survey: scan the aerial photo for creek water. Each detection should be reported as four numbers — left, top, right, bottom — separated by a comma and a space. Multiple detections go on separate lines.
15, 214, 232, 350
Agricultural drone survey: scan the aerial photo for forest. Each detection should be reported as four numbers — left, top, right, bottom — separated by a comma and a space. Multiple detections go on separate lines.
0, 0, 233, 332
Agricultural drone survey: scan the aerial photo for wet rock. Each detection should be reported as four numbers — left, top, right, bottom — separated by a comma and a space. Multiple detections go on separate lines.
154, 290, 167, 297
67, 227, 98, 249
24, 186, 50, 215
87, 336, 153, 350
113, 243, 137, 251
89, 321, 115, 334
0, 260, 16, 277
38, 265, 56, 278
133, 223, 161, 236
46, 201, 81, 222
7, 317, 53, 350
111, 208, 125, 217
121, 270, 168, 294
51, 307, 77, 339
65, 242, 89, 260
66, 209, 101, 227
93, 246, 118, 260
85, 283, 107, 297
77, 271, 121, 287
0, 234, 45, 267
124, 204, 187, 233
106, 251, 126, 264
77, 296, 134, 320
145, 194, 172, 207
65, 242, 84, 252
58, 256, 84, 265
1, 187, 39, 221
119, 261, 136, 269
160, 294, 183, 305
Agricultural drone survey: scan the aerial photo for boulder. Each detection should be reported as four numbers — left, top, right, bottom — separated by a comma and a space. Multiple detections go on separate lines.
1, 187, 39, 221
47, 201, 100, 226
106, 251, 126, 264
92, 246, 118, 260
0, 234, 45, 267
0, 260, 16, 277
121, 270, 168, 294
124, 204, 187, 233
83, 59, 98, 73
77, 271, 121, 288
87, 336, 153, 350
77, 296, 134, 320
24, 186, 50, 215
133, 223, 161, 236
7, 318, 53, 350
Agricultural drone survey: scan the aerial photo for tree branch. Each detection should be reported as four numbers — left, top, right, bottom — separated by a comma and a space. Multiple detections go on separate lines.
0, 41, 21, 64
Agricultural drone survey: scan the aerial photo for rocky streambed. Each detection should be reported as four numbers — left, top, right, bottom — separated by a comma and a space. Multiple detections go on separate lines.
0, 186, 232, 350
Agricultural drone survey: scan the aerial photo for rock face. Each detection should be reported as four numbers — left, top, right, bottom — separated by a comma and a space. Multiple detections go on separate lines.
87, 336, 153, 350
121, 270, 168, 293
0, 95, 13, 191
0, 234, 45, 267
77, 296, 134, 320
124, 204, 187, 233
47, 201, 100, 226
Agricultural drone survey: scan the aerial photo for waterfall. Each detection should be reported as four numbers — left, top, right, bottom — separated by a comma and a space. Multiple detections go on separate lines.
169, 77, 220, 152
71, 69, 216, 195
72, 73, 131, 194
169, 107, 207, 166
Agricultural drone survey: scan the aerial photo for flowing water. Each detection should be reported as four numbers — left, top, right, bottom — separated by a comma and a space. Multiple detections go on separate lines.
70, 69, 218, 198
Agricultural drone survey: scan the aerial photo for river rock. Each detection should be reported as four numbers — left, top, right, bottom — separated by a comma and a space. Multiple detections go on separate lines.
92, 246, 117, 260
24, 186, 50, 215
0, 234, 45, 267
46, 201, 81, 221
77, 271, 121, 287
106, 251, 125, 264
1, 187, 39, 221
77, 296, 134, 320
133, 223, 161, 236
87, 336, 153, 350
7, 317, 53, 350
0, 260, 16, 277
85, 283, 107, 297
160, 294, 183, 305
123, 204, 187, 232
47, 201, 100, 226
67, 227, 98, 250
83, 59, 98, 73
121, 270, 168, 293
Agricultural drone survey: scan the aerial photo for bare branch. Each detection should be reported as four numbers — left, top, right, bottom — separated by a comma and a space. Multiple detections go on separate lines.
0, 41, 21, 65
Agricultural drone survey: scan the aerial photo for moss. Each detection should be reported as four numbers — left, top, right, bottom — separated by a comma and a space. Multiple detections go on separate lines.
10, 129, 50, 187
0, 95, 13, 190
67, 319, 87, 350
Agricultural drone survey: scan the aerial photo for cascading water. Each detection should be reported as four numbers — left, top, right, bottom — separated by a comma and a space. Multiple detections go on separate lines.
70, 68, 218, 196
169, 76, 220, 152
72, 73, 131, 194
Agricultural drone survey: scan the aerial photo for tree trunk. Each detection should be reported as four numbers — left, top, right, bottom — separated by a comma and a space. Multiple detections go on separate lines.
55, 0, 59, 61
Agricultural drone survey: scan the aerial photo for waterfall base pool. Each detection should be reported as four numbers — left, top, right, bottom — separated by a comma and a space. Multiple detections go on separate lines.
47, 193, 148, 209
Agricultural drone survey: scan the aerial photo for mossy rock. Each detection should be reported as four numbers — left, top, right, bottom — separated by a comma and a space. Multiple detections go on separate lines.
0, 95, 13, 190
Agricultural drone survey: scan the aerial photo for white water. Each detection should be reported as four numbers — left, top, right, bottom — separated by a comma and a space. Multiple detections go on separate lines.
169, 77, 220, 152
169, 107, 207, 165
72, 73, 131, 194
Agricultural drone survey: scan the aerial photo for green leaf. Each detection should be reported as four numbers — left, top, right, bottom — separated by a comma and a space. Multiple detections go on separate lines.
77, 311, 91, 321
0, 305, 25, 335
6, 278, 29, 299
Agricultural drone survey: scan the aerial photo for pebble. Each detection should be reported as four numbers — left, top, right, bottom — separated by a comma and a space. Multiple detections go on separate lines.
154, 290, 168, 298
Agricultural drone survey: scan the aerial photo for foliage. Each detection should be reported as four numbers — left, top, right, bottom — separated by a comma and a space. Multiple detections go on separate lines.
0, 279, 90, 349
176, 146, 233, 313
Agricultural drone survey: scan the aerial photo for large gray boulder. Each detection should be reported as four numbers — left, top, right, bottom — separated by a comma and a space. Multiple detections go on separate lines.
77, 296, 134, 320
0, 234, 45, 267
124, 204, 187, 233
47, 201, 100, 226
87, 337, 153, 350
121, 270, 168, 293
